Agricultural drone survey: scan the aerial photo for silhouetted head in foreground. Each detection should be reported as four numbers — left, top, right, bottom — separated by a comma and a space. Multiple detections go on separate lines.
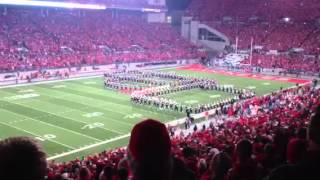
128, 119, 172, 180
0, 136, 47, 180
236, 139, 253, 162
308, 107, 320, 150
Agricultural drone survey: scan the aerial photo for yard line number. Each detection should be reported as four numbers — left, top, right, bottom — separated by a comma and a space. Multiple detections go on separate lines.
35, 134, 56, 141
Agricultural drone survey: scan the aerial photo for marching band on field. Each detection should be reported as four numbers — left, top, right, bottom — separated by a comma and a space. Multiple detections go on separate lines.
103, 70, 255, 113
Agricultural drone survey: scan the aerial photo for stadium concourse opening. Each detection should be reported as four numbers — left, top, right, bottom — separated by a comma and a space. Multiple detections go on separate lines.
0, 0, 320, 180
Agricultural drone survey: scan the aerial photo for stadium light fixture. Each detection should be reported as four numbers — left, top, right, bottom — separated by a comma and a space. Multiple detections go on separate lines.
283, 17, 290, 22
0, 0, 106, 10
142, 8, 162, 13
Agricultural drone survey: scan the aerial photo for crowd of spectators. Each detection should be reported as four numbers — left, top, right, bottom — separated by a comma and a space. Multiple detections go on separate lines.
186, 0, 319, 23
186, 0, 320, 54
54, 0, 164, 8
1, 84, 318, 180
211, 22, 320, 54
1, 1, 320, 179
1, 1, 320, 73
184, 0, 320, 74
186, 0, 269, 22
241, 54, 320, 74
0, 8, 201, 72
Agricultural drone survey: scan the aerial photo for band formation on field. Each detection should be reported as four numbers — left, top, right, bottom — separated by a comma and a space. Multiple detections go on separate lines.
104, 70, 256, 114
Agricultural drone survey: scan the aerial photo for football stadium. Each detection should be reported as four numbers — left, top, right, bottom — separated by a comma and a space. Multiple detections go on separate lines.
0, 0, 319, 180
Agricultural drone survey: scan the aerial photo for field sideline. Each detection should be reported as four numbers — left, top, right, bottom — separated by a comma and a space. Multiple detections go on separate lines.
0, 67, 296, 162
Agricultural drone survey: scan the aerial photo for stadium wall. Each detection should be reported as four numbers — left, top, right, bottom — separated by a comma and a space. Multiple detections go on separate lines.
0, 59, 198, 87
181, 17, 230, 51
147, 12, 166, 22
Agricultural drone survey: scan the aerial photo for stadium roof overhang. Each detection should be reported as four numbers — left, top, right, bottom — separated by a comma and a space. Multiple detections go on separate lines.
0, 0, 106, 10
0, 0, 167, 12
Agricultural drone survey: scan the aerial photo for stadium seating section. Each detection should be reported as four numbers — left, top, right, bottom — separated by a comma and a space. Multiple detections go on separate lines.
186, 0, 320, 54
36, 0, 163, 8
241, 54, 320, 73
1, 1, 320, 179
0, 8, 200, 72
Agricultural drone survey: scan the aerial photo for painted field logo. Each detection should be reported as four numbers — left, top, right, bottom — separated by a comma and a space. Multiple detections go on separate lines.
246, 86, 256, 89
184, 100, 198, 104
262, 82, 271, 85
124, 113, 143, 119
18, 89, 35, 93
81, 122, 104, 129
83, 112, 104, 118
35, 134, 56, 142
5, 93, 40, 100
52, 85, 66, 88
210, 94, 221, 98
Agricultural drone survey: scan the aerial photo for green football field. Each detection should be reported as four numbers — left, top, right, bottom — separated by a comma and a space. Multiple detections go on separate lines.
162, 89, 235, 105
0, 68, 294, 162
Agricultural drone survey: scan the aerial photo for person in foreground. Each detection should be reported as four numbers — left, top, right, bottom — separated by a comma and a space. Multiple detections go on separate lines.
228, 139, 261, 180
267, 107, 320, 180
127, 119, 196, 180
0, 136, 47, 180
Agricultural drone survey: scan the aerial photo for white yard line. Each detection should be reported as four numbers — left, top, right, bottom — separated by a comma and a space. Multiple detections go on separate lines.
47, 134, 131, 160
46, 115, 189, 161
48, 85, 312, 160
0, 89, 127, 134
152, 66, 179, 71
5, 66, 311, 161
0, 75, 103, 89
0, 66, 179, 89
7, 100, 124, 136
0, 121, 75, 150
6, 109, 103, 142
31, 85, 175, 125
263, 82, 311, 97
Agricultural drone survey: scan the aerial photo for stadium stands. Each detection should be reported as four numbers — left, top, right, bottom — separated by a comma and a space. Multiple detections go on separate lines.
0, 8, 200, 72
211, 22, 319, 53
186, 0, 320, 22
241, 54, 320, 74
186, 0, 320, 54
184, 0, 320, 73
1, 1, 320, 180
27, 0, 164, 8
